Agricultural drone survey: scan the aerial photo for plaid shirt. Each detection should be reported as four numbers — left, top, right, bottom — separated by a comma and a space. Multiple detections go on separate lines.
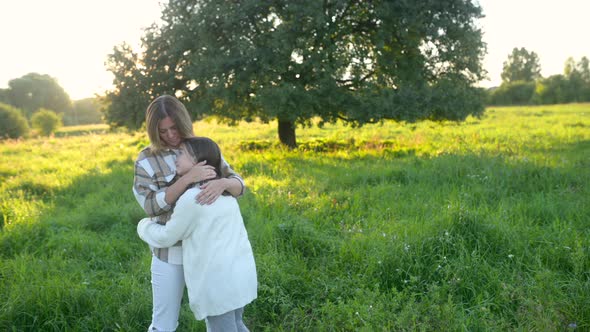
133, 145, 244, 264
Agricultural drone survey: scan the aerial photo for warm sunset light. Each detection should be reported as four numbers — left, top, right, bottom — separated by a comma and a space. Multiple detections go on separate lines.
0, 0, 589, 99
0, 0, 162, 100
479, 0, 590, 87
2, 2, 589, 331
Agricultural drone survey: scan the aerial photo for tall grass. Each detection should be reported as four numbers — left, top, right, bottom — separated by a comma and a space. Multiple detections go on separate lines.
1, 104, 589, 331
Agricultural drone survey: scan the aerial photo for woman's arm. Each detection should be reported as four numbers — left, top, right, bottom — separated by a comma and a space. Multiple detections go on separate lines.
219, 155, 245, 196
133, 150, 217, 216
196, 155, 245, 205
133, 155, 173, 217
165, 161, 217, 205
197, 178, 243, 205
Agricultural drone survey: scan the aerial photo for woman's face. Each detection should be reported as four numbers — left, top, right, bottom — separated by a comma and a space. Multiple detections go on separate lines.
175, 144, 194, 176
158, 116, 181, 148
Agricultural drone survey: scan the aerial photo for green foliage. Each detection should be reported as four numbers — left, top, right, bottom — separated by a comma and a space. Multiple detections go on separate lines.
0, 88, 8, 104
562, 56, 590, 102
501, 47, 542, 83
1, 104, 589, 330
532, 75, 569, 105
31, 108, 62, 136
62, 98, 103, 126
4, 73, 71, 118
102, 44, 153, 129
491, 55, 590, 106
0, 102, 29, 139
104, 0, 486, 146
487, 81, 536, 106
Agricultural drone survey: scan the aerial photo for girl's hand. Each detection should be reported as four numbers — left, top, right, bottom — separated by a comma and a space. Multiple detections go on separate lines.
196, 178, 228, 205
183, 161, 216, 184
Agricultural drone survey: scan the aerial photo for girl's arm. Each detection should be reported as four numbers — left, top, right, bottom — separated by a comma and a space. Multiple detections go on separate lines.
137, 189, 202, 247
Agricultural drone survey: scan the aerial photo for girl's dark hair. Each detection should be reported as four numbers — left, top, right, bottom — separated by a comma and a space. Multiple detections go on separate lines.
184, 137, 222, 179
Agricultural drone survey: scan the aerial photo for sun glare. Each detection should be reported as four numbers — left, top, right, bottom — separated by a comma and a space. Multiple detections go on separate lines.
0, 0, 162, 100
479, 0, 590, 87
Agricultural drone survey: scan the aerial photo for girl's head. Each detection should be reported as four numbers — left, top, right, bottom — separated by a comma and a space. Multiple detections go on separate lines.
175, 137, 222, 178
145, 95, 194, 151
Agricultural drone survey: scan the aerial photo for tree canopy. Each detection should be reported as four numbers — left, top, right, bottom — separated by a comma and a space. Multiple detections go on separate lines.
5, 73, 71, 118
105, 0, 487, 147
501, 47, 541, 84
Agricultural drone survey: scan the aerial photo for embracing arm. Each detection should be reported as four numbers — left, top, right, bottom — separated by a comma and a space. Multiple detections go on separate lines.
164, 161, 216, 205
196, 155, 245, 205
133, 158, 173, 217
220, 155, 245, 197
137, 191, 201, 248
133, 153, 217, 216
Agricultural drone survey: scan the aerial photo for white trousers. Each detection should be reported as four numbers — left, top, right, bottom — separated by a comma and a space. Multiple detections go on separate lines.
148, 256, 185, 332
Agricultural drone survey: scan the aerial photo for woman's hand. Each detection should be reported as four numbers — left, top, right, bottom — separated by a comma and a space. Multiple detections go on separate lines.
196, 178, 229, 205
182, 161, 217, 185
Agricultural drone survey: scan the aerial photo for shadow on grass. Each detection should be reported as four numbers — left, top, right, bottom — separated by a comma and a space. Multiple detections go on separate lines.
1, 139, 589, 330
0, 155, 261, 330
0, 159, 142, 257
0, 158, 161, 330
239, 140, 589, 329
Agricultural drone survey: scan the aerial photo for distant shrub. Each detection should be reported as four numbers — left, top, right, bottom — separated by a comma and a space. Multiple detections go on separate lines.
487, 81, 536, 105
31, 108, 62, 136
238, 140, 275, 151
0, 102, 30, 139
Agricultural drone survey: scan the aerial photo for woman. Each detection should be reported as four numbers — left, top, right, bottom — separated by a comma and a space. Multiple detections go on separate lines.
137, 137, 256, 332
133, 95, 244, 332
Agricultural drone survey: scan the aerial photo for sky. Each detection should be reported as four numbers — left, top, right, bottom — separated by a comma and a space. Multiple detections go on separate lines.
1, 0, 589, 100
478, 0, 590, 87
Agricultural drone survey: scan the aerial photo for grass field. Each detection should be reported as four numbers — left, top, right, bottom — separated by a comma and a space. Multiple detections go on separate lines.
1, 103, 589, 331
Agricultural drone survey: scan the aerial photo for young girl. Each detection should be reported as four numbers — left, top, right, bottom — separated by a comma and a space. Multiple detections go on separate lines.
137, 137, 257, 332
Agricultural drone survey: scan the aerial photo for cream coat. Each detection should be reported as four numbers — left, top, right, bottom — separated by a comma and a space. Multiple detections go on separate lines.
137, 187, 257, 320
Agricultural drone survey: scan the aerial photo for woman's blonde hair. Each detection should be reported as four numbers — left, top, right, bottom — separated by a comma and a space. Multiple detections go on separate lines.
145, 95, 194, 152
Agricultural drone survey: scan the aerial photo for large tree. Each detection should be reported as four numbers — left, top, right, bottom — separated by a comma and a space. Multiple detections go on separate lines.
5, 73, 71, 118
501, 47, 542, 84
105, 0, 486, 147
102, 43, 152, 129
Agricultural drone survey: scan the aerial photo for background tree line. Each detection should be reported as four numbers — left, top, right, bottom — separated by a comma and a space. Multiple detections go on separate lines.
0, 73, 103, 138
3, 1, 588, 142
487, 47, 590, 105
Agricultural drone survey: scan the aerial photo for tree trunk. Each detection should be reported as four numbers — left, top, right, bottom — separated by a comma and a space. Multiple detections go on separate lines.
278, 119, 297, 148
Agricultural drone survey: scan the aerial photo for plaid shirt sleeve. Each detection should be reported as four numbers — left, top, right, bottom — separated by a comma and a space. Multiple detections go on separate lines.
220, 154, 245, 196
132, 148, 176, 218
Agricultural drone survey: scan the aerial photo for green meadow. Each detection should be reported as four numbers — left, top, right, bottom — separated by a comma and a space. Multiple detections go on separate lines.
1, 104, 589, 331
